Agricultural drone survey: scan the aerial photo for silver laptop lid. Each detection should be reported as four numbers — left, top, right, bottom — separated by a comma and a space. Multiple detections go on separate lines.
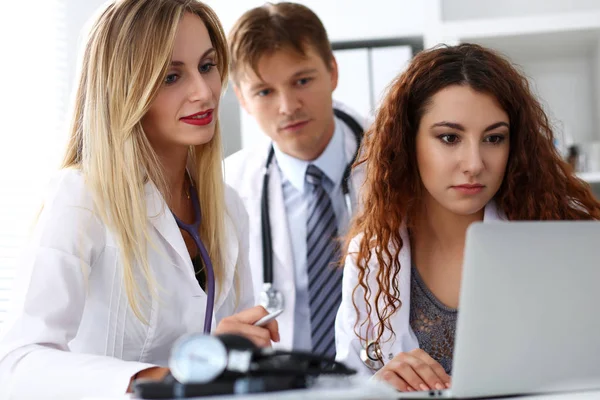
452, 221, 600, 398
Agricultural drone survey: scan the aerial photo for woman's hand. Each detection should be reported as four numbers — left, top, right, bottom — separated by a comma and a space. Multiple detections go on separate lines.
214, 305, 280, 348
374, 349, 451, 392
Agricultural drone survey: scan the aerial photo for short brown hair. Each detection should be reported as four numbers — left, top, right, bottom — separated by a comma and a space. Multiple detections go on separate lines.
228, 2, 333, 83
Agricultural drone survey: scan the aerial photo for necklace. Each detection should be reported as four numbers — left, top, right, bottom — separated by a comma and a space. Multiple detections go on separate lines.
184, 169, 192, 199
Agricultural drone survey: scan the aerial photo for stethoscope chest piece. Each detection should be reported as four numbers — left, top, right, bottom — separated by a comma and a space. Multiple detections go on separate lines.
360, 340, 384, 371
259, 283, 285, 314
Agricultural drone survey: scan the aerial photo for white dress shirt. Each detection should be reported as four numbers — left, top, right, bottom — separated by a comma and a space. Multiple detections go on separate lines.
272, 118, 350, 351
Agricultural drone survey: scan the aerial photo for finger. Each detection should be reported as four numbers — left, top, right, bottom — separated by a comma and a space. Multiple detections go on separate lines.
410, 349, 451, 386
218, 323, 273, 347
379, 369, 413, 392
406, 357, 445, 390
229, 306, 269, 324
389, 359, 429, 392
263, 319, 280, 343
428, 363, 450, 388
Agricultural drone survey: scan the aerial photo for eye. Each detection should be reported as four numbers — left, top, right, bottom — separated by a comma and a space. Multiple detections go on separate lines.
165, 73, 179, 84
297, 77, 312, 86
257, 89, 272, 97
199, 62, 217, 74
438, 134, 459, 145
484, 134, 506, 145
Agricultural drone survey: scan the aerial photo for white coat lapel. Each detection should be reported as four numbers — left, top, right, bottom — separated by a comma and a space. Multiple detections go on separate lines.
145, 183, 202, 294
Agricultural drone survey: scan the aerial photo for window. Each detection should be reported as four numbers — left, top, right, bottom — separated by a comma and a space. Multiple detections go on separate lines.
0, 1, 68, 327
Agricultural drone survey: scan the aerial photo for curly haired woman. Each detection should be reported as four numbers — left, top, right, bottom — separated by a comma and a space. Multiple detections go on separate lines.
335, 43, 600, 393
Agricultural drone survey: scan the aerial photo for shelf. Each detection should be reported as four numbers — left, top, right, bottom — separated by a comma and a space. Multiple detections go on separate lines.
441, 10, 600, 41
464, 29, 599, 61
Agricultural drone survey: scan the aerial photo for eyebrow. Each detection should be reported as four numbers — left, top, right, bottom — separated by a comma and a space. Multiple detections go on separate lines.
431, 121, 510, 132
291, 68, 318, 78
249, 68, 319, 92
170, 48, 216, 66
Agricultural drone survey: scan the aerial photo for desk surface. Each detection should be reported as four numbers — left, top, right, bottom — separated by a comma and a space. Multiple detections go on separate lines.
83, 378, 396, 400
83, 389, 600, 400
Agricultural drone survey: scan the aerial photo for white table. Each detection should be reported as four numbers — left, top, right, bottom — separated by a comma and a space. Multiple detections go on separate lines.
83, 379, 600, 400
83, 378, 397, 400
84, 391, 600, 400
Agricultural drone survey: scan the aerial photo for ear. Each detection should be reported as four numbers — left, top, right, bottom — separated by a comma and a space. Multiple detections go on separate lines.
232, 84, 249, 114
329, 55, 339, 92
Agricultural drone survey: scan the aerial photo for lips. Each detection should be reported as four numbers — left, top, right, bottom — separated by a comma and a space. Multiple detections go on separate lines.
452, 184, 485, 195
281, 120, 310, 131
181, 109, 213, 119
180, 109, 213, 126
454, 184, 484, 189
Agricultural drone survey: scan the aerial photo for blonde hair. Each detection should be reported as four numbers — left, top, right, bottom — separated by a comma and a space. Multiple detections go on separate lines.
62, 0, 230, 321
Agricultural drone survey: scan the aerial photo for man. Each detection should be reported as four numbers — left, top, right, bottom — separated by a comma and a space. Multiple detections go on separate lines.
224, 2, 367, 357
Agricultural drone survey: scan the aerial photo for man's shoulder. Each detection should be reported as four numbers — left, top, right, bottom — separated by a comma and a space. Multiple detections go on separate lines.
225, 143, 269, 170
332, 100, 370, 130
224, 142, 272, 186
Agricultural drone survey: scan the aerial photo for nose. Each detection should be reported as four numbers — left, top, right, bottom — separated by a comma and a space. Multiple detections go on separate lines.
462, 141, 484, 176
278, 90, 301, 116
188, 72, 213, 103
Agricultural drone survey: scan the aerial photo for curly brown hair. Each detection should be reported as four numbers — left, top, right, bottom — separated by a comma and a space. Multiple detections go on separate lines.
346, 43, 600, 347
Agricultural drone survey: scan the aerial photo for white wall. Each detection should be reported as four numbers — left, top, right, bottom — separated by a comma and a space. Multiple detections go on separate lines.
203, 0, 434, 42
220, 85, 242, 157
441, 0, 600, 21
65, 0, 107, 103
510, 56, 596, 145
62, 0, 600, 154
594, 36, 600, 143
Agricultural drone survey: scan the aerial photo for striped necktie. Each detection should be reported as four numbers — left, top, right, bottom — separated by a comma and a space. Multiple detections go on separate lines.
305, 164, 343, 358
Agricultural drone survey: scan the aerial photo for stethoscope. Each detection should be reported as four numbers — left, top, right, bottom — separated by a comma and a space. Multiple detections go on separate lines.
172, 183, 215, 334
259, 108, 364, 313
359, 340, 385, 371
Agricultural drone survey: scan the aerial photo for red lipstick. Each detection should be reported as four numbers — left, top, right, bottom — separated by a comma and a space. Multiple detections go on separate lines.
180, 109, 214, 126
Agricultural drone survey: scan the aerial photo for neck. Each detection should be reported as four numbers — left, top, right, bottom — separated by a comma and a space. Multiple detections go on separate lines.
156, 146, 189, 209
290, 114, 336, 161
413, 195, 485, 253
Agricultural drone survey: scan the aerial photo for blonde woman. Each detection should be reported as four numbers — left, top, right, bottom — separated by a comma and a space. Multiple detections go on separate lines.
0, 1, 278, 398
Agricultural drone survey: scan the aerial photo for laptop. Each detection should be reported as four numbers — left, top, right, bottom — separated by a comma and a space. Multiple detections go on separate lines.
400, 221, 600, 399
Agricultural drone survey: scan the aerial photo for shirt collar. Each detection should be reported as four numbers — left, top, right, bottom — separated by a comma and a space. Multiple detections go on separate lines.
273, 118, 346, 193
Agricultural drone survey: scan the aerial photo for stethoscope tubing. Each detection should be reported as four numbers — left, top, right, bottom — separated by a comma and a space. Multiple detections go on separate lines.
173, 186, 215, 334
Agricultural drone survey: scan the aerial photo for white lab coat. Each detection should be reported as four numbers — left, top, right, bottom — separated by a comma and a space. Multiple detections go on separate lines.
0, 168, 255, 400
335, 202, 505, 375
224, 102, 367, 350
